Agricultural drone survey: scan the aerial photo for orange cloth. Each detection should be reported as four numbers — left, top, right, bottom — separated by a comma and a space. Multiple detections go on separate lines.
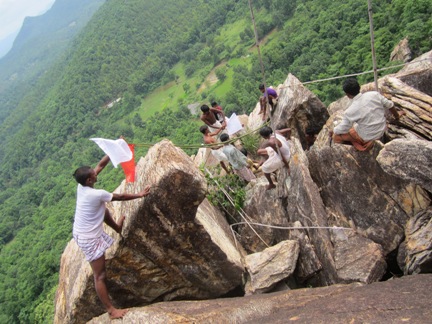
120, 144, 136, 182
333, 127, 375, 151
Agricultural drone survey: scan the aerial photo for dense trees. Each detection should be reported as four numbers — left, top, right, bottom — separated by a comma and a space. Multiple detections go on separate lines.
0, 0, 430, 322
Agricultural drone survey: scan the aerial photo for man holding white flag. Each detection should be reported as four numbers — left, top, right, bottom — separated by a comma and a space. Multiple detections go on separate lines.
72, 153, 150, 319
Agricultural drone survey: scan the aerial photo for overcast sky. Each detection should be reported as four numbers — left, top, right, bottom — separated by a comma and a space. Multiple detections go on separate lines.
0, 0, 56, 42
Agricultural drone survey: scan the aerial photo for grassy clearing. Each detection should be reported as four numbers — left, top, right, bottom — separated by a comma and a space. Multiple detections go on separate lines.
136, 18, 256, 121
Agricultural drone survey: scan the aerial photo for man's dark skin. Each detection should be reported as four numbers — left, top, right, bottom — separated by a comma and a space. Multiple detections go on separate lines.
200, 104, 227, 130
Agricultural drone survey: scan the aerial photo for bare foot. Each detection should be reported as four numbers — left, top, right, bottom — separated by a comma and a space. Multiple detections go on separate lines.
116, 215, 126, 234
109, 307, 128, 319
266, 183, 276, 190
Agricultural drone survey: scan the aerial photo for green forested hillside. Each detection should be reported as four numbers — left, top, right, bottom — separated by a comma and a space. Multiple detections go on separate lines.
0, 0, 106, 124
0, 0, 430, 322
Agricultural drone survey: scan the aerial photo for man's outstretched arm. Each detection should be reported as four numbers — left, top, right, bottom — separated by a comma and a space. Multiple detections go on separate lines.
111, 185, 151, 201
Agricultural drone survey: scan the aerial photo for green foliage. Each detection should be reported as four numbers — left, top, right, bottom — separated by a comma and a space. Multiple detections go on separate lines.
239, 131, 262, 161
204, 171, 246, 224
215, 66, 228, 82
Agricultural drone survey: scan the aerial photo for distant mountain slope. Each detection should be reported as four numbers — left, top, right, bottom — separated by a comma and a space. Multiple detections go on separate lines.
0, 0, 105, 124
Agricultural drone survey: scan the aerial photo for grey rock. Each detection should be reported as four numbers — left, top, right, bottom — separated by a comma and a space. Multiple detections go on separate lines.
403, 208, 432, 275
244, 240, 299, 295
377, 139, 432, 193
88, 274, 432, 324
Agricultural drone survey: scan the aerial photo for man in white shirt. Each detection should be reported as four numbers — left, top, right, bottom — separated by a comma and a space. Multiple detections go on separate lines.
73, 155, 150, 319
331, 78, 404, 151
220, 133, 256, 183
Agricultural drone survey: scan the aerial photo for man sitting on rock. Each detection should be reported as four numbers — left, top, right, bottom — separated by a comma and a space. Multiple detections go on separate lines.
72, 155, 151, 319
330, 78, 404, 151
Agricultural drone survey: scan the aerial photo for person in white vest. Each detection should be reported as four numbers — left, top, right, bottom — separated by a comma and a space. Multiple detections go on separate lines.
72, 155, 151, 319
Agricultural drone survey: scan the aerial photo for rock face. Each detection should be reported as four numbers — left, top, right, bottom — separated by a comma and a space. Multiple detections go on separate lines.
88, 274, 432, 324
377, 139, 432, 193
54, 140, 244, 323
390, 38, 412, 63
334, 231, 387, 284
244, 240, 299, 295
308, 143, 413, 254
400, 208, 432, 275
271, 73, 329, 150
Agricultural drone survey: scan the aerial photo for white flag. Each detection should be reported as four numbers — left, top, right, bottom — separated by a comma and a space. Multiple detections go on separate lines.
90, 138, 133, 168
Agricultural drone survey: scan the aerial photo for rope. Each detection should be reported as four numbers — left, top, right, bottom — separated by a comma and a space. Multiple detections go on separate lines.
231, 222, 351, 231
204, 167, 270, 248
132, 121, 270, 150
229, 222, 352, 248
301, 58, 430, 86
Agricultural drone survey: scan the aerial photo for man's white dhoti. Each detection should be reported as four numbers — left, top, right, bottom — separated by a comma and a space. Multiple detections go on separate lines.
261, 147, 284, 173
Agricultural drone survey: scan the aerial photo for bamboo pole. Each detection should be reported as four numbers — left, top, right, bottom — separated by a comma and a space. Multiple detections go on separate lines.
367, 0, 379, 91
248, 0, 269, 105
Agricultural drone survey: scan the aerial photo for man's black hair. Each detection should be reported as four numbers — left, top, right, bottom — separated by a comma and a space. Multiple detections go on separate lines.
200, 104, 210, 112
259, 83, 265, 90
259, 126, 273, 137
342, 78, 361, 96
220, 133, 229, 142
199, 125, 208, 134
73, 166, 92, 185
211, 101, 217, 107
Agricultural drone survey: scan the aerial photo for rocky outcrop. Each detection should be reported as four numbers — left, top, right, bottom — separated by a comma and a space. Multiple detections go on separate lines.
393, 51, 432, 97
400, 208, 432, 275
390, 38, 412, 63
271, 73, 329, 150
377, 139, 432, 193
334, 230, 387, 284
54, 140, 244, 323
244, 240, 299, 295
88, 274, 432, 323
307, 142, 426, 254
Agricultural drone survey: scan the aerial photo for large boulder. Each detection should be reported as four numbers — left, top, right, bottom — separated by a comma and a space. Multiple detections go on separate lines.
88, 274, 432, 323
334, 230, 387, 284
54, 140, 244, 323
239, 177, 288, 253
393, 50, 432, 97
284, 138, 339, 286
400, 208, 432, 275
270, 73, 329, 150
307, 142, 429, 255
390, 38, 412, 63
244, 240, 299, 295
377, 139, 432, 194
